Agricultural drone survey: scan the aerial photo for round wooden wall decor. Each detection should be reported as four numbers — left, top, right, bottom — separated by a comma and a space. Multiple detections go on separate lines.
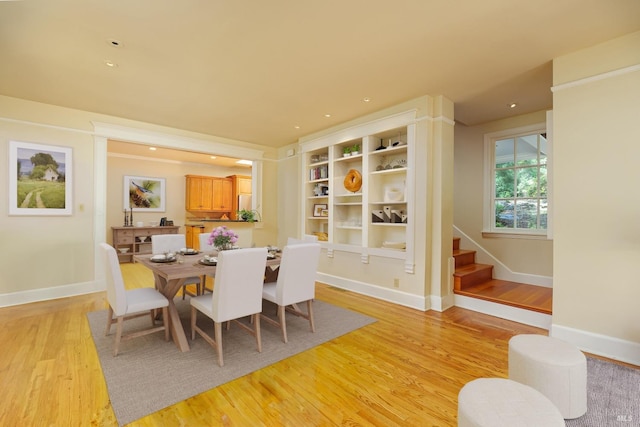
344, 169, 362, 192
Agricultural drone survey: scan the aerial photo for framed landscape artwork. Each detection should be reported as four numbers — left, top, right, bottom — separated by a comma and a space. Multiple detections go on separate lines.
123, 175, 166, 212
9, 140, 73, 216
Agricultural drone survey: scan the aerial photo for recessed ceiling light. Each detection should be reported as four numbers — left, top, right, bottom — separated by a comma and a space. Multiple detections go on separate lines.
106, 38, 123, 48
363, 97, 371, 103
210, 156, 217, 159
236, 159, 252, 166
104, 60, 118, 68
509, 102, 517, 108
294, 125, 300, 129
324, 114, 331, 118
149, 147, 157, 151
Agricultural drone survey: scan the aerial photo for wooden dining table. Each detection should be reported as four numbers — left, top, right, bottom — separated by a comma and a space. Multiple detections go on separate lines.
134, 252, 281, 352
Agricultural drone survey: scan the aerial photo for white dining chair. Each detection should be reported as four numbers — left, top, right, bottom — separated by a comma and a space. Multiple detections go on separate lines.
190, 247, 268, 367
151, 234, 203, 299
100, 243, 170, 356
198, 232, 216, 293
261, 242, 321, 343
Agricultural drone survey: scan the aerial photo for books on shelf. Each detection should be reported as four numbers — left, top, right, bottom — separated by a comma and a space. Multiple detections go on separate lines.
309, 164, 329, 181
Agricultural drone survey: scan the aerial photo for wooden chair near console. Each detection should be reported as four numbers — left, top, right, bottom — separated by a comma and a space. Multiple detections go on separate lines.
100, 243, 170, 356
190, 247, 268, 367
151, 234, 203, 299
261, 242, 321, 343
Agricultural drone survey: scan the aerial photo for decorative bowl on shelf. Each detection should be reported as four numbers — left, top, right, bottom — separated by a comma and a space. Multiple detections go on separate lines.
118, 248, 130, 254
384, 187, 404, 202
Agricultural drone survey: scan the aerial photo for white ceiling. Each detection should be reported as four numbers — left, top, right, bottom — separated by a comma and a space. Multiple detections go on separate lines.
1, 1, 639, 150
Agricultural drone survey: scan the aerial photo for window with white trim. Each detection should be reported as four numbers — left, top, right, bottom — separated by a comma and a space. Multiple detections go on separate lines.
484, 124, 549, 236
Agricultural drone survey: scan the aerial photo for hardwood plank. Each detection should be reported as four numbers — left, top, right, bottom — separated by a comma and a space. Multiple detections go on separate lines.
0, 263, 617, 426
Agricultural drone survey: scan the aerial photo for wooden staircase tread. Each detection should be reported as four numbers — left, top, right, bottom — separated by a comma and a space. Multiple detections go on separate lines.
453, 263, 493, 275
451, 238, 552, 315
454, 279, 552, 314
453, 249, 475, 256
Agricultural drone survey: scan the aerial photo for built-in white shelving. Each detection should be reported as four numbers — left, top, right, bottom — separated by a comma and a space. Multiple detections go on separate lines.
299, 111, 417, 270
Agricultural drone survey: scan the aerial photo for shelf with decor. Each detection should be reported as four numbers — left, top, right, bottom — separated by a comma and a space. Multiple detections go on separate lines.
366, 127, 410, 254
300, 113, 416, 268
331, 138, 363, 247
304, 149, 330, 241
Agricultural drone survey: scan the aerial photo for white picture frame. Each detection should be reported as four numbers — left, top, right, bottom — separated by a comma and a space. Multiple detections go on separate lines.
9, 140, 73, 216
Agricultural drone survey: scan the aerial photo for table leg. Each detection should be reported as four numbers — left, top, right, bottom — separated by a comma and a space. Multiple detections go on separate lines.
166, 297, 190, 352
154, 273, 190, 352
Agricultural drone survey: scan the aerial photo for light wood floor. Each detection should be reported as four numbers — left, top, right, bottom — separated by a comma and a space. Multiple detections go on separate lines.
0, 264, 613, 426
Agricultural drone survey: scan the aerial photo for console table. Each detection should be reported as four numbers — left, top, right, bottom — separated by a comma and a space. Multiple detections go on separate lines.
111, 226, 180, 263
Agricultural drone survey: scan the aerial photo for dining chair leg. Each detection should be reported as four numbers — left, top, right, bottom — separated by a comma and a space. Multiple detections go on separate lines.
162, 306, 170, 341
307, 300, 315, 333
113, 317, 124, 357
214, 321, 224, 367
255, 313, 262, 353
105, 307, 114, 336
190, 306, 197, 340
278, 305, 288, 343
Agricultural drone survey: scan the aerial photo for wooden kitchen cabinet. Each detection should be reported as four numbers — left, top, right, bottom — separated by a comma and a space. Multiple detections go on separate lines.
185, 175, 232, 212
185, 224, 205, 250
212, 177, 233, 211
227, 174, 252, 219
186, 175, 213, 211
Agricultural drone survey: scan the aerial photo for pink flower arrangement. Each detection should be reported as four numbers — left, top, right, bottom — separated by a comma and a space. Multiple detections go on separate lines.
208, 226, 238, 249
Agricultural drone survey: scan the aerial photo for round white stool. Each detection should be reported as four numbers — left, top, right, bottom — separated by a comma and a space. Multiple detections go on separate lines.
458, 378, 565, 427
509, 334, 587, 419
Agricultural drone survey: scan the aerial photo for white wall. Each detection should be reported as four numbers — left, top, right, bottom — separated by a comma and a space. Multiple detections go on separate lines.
0, 95, 276, 306
551, 31, 640, 365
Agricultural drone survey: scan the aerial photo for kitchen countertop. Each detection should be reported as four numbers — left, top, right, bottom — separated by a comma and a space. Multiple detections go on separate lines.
185, 220, 257, 225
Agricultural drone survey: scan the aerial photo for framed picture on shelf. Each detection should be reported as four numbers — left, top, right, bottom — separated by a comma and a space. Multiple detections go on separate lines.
123, 175, 166, 212
313, 203, 327, 217
9, 140, 73, 216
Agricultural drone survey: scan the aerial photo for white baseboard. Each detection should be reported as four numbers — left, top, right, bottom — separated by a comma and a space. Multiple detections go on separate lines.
454, 294, 552, 330
550, 324, 640, 367
431, 293, 455, 312
0, 280, 104, 308
316, 273, 429, 311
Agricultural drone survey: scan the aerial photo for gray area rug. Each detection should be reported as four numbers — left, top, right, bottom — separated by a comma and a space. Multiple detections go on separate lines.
87, 299, 376, 426
566, 356, 640, 427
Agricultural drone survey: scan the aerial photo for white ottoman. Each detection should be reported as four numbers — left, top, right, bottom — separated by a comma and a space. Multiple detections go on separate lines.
509, 334, 587, 419
458, 378, 565, 427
